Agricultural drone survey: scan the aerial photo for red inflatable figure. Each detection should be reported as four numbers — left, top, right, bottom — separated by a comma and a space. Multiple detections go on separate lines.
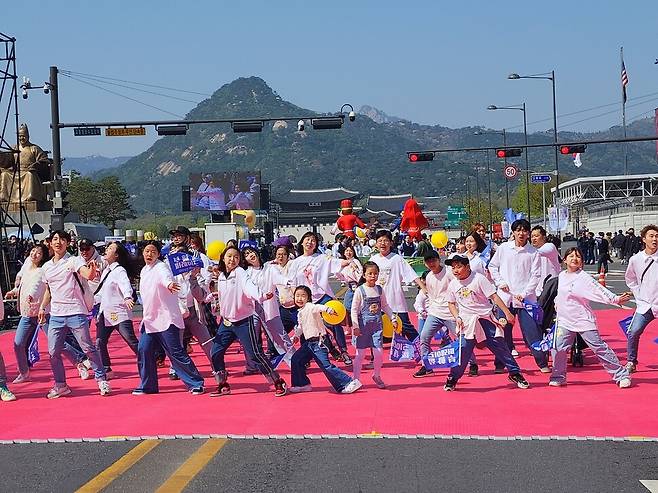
331, 199, 365, 239
400, 198, 428, 241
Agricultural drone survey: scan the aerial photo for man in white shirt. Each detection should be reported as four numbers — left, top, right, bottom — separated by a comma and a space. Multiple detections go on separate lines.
488, 219, 549, 372
625, 224, 658, 373
36, 231, 110, 398
370, 230, 426, 341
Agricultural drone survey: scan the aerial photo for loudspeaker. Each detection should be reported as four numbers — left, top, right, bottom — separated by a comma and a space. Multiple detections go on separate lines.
264, 221, 274, 244
259, 183, 270, 211
182, 186, 191, 212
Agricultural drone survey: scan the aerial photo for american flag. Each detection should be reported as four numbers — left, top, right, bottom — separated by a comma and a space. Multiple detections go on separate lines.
621, 59, 629, 104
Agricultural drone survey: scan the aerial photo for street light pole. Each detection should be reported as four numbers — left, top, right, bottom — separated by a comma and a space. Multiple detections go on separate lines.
509, 71, 560, 236
485, 150, 493, 236
487, 103, 530, 218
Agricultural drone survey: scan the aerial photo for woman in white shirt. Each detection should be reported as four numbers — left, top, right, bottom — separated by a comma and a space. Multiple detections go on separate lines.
134, 241, 204, 395
242, 246, 295, 366
550, 247, 632, 388
464, 232, 488, 277
286, 232, 352, 365
268, 245, 297, 334
336, 245, 363, 337
7, 244, 50, 383
96, 242, 139, 380
209, 246, 287, 397
530, 225, 561, 297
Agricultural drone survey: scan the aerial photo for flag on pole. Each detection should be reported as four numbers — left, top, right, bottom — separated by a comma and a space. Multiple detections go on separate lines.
621, 55, 629, 104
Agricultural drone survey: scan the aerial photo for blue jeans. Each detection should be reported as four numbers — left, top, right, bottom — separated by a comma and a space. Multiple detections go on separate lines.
14, 316, 39, 375
279, 305, 298, 333
291, 339, 352, 391
627, 309, 655, 364
420, 315, 476, 364
317, 295, 347, 351
494, 306, 548, 369
48, 314, 106, 385
211, 317, 279, 381
96, 314, 139, 372
396, 312, 420, 342
450, 318, 520, 381
137, 324, 204, 392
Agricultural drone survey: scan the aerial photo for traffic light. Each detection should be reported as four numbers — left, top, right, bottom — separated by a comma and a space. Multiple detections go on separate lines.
560, 144, 587, 154
495, 148, 522, 158
407, 152, 434, 162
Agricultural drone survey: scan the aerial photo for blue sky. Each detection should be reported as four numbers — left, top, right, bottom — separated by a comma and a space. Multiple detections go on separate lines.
4, 0, 658, 157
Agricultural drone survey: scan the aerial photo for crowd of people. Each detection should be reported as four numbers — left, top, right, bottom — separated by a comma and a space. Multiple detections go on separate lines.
0, 219, 656, 402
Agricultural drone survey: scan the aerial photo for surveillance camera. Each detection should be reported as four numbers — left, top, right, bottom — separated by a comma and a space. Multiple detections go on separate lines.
297, 119, 305, 132
348, 111, 356, 122
43, 83, 50, 94
22, 89, 28, 99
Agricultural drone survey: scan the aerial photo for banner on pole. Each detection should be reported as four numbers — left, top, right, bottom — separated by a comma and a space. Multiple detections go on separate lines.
389, 334, 421, 362
423, 338, 463, 369
167, 251, 204, 276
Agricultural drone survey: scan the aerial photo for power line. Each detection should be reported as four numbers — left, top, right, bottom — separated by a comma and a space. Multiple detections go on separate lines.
61, 73, 184, 118
60, 69, 212, 97
60, 71, 201, 104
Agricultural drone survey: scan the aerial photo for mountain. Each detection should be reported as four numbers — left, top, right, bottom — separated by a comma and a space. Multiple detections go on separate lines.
113, 77, 658, 213
358, 105, 408, 124
63, 155, 132, 176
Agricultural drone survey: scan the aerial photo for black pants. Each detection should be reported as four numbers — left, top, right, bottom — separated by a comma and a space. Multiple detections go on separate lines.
96, 313, 139, 371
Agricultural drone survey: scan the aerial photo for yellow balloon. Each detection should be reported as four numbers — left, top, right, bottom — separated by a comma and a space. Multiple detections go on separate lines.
207, 240, 226, 261
431, 231, 448, 249
382, 314, 402, 338
356, 227, 366, 239
245, 210, 256, 228
321, 300, 346, 325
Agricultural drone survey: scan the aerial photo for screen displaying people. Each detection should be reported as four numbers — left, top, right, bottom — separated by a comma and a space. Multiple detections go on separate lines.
190, 172, 261, 211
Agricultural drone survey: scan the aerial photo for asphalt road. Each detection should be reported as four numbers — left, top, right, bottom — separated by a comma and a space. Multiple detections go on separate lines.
1, 438, 657, 493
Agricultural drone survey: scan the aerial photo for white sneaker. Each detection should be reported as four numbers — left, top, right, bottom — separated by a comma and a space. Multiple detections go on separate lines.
539, 367, 551, 374
341, 379, 362, 394
82, 359, 93, 370
625, 362, 636, 373
618, 377, 631, 389
372, 375, 387, 389
47, 385, 72, 399
511, 349, 519, 357
12, 372, 31, 384
548, 380, 565, 387
0, 385, 16, 402
99, 380, 111, 396
289, 384, 313, 393
77, 363, 91, 380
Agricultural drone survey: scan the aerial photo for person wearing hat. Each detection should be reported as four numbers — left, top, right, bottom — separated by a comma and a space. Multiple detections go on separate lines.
444, 253, 530, 391
331, 199, 365, 240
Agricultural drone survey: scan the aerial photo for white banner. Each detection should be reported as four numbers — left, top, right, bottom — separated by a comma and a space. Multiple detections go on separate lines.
548, 207, 569, 232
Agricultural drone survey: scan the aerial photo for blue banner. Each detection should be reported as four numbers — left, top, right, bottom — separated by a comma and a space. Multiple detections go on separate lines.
167, 251, 204, 276
27, 325, 41, 366
531, 324, 555, 352
618, 315, 633, 339
389, 334, 421, 362
523, 299, 544, 325
238, 240, 258, 250
422, 338, 462, 369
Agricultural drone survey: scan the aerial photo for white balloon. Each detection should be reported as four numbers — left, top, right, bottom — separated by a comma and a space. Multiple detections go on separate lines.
369, 239, 376, 247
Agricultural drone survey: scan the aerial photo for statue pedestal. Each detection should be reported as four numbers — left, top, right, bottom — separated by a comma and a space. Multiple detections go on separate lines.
3, 200, 50, 212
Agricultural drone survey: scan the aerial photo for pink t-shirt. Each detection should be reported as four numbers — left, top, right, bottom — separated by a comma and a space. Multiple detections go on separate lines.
41, 253, 88, 317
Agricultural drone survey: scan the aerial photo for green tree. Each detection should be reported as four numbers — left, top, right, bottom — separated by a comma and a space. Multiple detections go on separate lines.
93, 176, 135, 229
67, 176, 98, 223
510, 181, 548, 218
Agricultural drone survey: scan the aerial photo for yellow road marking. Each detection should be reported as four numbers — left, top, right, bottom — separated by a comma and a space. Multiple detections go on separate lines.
154, 439, 227, 493
75, 439, 161, 493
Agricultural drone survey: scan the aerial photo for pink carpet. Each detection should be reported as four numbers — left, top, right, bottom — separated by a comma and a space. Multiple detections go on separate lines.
1, 309, 657, 440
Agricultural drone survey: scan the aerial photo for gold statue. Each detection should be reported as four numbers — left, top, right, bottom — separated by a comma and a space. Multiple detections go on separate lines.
0, 124, 49, 204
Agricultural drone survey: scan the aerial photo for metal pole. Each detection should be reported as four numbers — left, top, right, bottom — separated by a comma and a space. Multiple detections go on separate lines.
475, 165, 481, 220
503, 129, 509, 209
523, 103, 530, 219
551, 71, 561, 238
485, 150, 493, 235
542, 183, 546, 230
49, 66, 63, 230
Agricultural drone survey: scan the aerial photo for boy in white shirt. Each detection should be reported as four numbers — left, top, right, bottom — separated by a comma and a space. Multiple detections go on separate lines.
488, 219, 549, 372
444, 254, 530, 391
369, 230, 426, 341
624, 224, 658, 373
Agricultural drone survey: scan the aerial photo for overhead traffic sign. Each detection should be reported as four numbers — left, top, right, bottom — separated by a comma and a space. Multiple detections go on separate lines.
503, 165, 518, 180
73, 127, 101, 137
531, 174, 552, 184
105, 127, 146, 137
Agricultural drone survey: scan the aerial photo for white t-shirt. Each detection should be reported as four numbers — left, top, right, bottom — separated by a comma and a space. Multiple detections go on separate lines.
425, 267, 454, 320
140, 260, 184, 333
41, 253, 88, 317
369, 252, 419, 313
447, 272, 496, 319
535, 242, 561, 296
287, 253, 343, 303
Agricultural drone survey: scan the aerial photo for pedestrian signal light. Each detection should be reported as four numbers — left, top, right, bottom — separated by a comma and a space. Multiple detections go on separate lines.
407, 152, 434, 162
495, 148, 522, 158
560, 144, 587, 155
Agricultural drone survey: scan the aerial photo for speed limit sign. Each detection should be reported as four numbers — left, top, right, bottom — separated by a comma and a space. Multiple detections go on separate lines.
504, 165, 518, 180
